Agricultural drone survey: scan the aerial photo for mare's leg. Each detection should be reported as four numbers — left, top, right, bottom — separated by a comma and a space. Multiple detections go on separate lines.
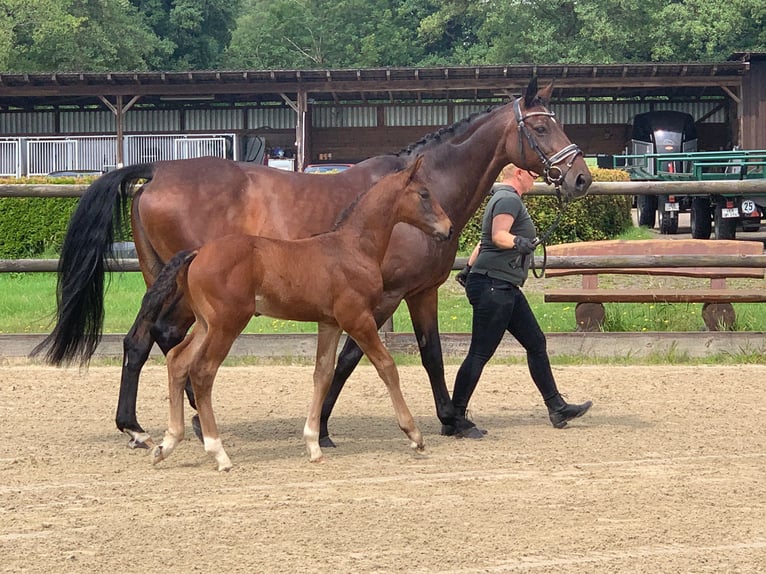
404, 288, 469, 430
319, 336, 365, 447
345, 317, 424, 451
117, 293, 194, 448
304, 324, 343, 462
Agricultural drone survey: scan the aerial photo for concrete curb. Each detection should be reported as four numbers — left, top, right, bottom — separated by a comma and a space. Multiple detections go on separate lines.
5, 331, 766, 361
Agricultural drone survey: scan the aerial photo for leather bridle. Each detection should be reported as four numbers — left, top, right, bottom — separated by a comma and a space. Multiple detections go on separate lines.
512, 97, 584, 277
513, 97, 583, 190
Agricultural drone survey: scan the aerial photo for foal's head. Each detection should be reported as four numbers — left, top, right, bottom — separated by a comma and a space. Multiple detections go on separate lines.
506, 77, 592, 200
391, 156, 453, 241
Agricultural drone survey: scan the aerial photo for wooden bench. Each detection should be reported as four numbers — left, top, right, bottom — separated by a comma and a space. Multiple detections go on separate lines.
543, 239, 766, 331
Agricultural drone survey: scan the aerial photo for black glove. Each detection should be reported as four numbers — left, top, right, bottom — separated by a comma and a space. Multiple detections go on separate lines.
513, 235, 536, 255
455, 265, 471, 287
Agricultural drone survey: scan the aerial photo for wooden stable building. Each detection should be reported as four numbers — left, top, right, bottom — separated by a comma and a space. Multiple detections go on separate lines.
0, 52, 763, 172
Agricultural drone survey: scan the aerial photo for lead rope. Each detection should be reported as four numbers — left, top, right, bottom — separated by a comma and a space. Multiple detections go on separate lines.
529, 190, 569, 279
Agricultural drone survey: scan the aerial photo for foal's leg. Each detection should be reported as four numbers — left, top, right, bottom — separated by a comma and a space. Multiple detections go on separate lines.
117, 297, 194, 448
188, 311, 251, 471
187, 333, 236, 472
346, 319, 424, 452
152, 332, 196, 466
304, 324, 343, 462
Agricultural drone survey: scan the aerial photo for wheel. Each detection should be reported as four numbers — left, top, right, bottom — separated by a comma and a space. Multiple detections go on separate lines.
657, 194, 678, 235
714, 202, 737, 240
637, 195, 657, 228
690, 197, 712, 239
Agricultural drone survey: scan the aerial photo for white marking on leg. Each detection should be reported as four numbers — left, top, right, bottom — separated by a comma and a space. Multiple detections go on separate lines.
203, 436, 232, 472
303, 422, 323, 463
125, 430, 154, 449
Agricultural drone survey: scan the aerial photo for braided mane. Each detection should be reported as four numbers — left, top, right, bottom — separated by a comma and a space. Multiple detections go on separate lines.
395, 105, 499, 157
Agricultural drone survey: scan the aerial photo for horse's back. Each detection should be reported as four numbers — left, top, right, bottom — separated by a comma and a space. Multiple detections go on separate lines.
134, 156, 399, 263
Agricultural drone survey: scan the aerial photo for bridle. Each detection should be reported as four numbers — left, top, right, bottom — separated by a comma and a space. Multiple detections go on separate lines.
512, 97, 583, 277
513, 97, 582, 190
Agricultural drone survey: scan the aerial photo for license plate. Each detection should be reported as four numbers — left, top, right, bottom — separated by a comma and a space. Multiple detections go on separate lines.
664, 202, 679, 212
722, 207, 740, 218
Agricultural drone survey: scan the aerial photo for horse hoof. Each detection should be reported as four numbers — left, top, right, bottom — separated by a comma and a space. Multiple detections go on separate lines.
151, 446, 165, 465
127, 438, 149, 450
192, 415, 203, 443
218, 463, 233, 472
411, 440, 425, 452
309, 455, 325, 464
125, 431, 154, 450
318, 435, 336, 448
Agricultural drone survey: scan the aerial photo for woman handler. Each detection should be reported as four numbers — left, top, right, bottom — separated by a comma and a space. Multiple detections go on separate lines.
445, 164, 592, 438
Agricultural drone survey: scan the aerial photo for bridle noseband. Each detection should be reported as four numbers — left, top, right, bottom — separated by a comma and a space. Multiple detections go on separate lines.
513, 97, 582, 189
512, 97, 583, 278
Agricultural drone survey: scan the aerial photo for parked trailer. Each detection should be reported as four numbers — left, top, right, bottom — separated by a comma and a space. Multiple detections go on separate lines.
616, 110, 698, 235
615, 149, 766, 239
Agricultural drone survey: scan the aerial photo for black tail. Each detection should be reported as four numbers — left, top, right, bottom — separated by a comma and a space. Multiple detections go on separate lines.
30, 163, 157, 366
133, 249, 197, 335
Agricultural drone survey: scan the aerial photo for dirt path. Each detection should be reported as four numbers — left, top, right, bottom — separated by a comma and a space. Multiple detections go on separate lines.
2, 363, 766, 573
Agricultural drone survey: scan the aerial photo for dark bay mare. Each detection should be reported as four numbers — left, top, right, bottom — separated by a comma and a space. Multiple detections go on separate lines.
144, 157, 452, 470
32, 77, 592, 448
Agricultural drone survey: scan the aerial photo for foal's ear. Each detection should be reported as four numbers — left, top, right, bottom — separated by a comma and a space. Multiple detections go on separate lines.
408, 155, 425, 180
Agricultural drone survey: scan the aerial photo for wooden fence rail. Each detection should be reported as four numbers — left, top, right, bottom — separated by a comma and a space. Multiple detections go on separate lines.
5, 254, 766, 274
3, 179, 766, 198
3, 179, 766, 275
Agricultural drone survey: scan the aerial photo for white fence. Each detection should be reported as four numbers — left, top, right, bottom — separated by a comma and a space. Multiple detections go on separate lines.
0, 139, 21, 177
1, 133, 237, 177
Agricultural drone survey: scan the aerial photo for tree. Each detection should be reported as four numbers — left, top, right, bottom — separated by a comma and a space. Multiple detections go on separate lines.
130, 0, 241, 69
0, 0, 167, 72
223, 0, 426, 69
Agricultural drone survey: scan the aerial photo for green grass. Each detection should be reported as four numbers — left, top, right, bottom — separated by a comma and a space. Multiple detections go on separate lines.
5, 225, 766, 336
4, 267, 766, 335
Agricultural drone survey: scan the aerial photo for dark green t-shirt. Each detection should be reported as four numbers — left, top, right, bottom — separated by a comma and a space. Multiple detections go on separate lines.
471, 185, 537, 286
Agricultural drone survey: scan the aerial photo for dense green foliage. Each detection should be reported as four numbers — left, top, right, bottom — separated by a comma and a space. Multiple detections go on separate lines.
0, 197, 78, 258
458, 168, 633, 252
0, 1, 762, 72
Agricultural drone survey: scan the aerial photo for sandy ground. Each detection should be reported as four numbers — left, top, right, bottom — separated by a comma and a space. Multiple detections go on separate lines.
2, 363, 766, 573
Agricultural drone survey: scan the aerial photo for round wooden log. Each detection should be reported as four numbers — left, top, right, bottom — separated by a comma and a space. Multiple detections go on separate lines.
701, 302, 736, 331
574, 302, 606, 332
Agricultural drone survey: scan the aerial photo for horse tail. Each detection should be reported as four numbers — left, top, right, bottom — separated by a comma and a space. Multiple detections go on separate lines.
30, 163, 157, 366
134, 249, 198, 335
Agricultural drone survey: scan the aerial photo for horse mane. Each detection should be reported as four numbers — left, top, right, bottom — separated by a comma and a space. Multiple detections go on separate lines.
395, 105, 499, 157
331, 187, 370, 231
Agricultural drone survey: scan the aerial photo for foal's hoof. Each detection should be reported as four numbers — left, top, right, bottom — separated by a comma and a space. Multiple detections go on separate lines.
151, 445, 166, 466
318, 435, 337, 449
192, 415, 203, 443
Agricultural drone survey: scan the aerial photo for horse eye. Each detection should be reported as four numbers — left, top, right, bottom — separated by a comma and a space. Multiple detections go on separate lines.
418, 189, 429, 198
534, 125, 547, 135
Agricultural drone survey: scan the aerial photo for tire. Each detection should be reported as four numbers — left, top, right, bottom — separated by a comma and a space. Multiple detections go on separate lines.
657, 194, 678, 235
714, 203, 737, 240
637, 194, 657, 228
690, 197, 712, 239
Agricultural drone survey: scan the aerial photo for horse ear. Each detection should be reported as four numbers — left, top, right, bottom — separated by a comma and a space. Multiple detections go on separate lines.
524, 77, 539, 108
409, 155, 424, 179
537, 80, 554, 105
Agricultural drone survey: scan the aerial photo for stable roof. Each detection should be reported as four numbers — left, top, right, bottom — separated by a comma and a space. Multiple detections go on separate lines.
0, 60, 752, 111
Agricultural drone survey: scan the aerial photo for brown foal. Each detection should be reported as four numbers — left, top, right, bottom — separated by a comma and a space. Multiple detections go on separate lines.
148, 157, 452, 470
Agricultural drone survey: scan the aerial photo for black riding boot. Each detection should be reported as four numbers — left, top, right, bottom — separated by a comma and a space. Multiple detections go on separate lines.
440, 407, 486, 439
545, 394, 593, 429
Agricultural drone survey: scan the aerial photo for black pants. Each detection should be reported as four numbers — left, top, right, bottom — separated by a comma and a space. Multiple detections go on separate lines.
452, 273, 559, 411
